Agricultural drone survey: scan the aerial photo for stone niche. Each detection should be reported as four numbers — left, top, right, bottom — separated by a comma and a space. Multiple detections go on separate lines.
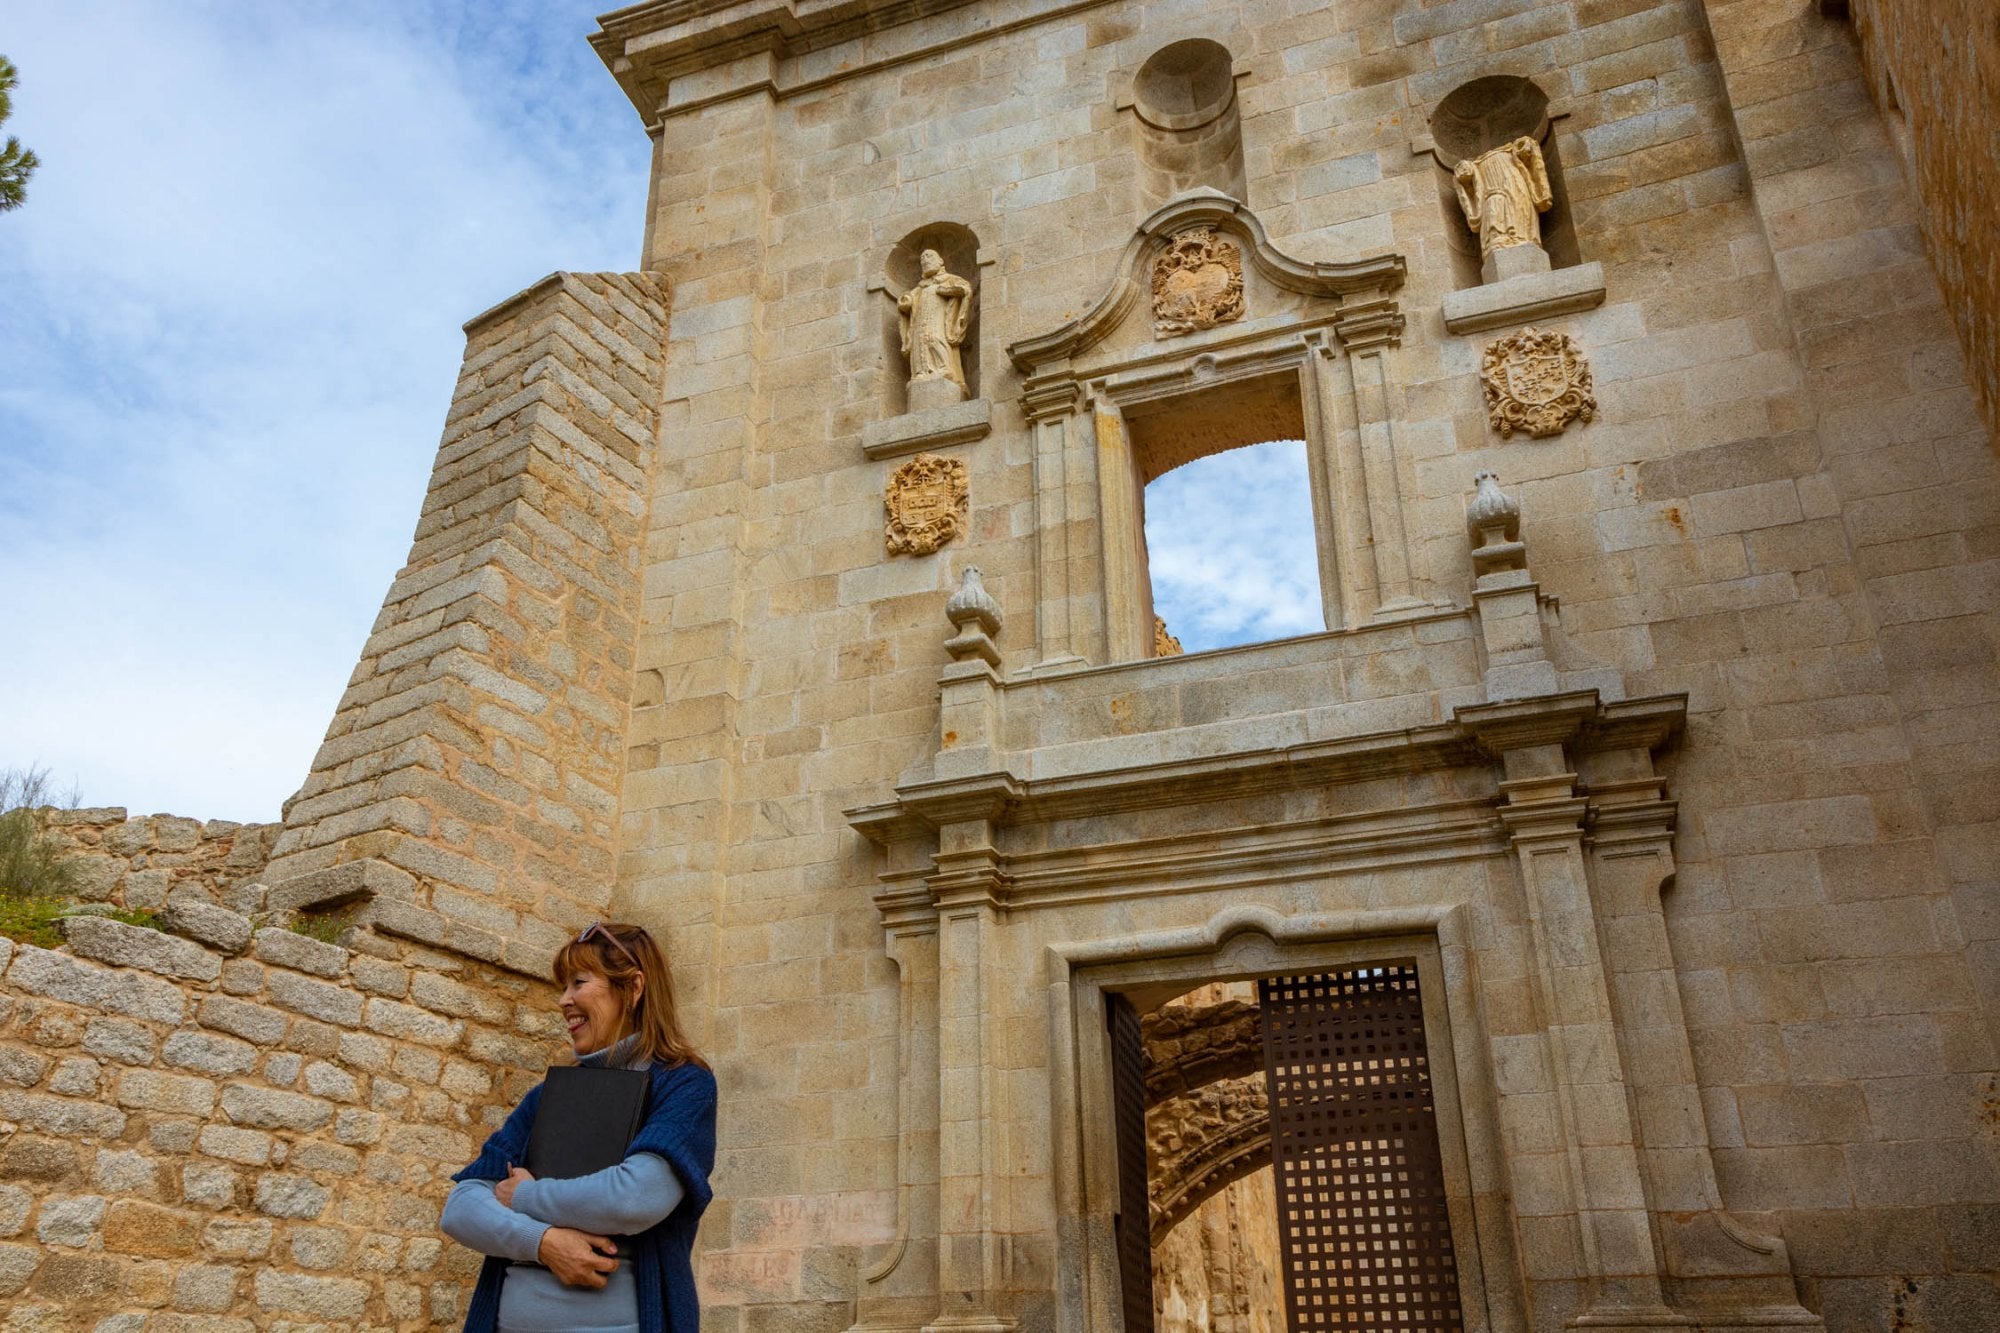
864, 222, 994, 460
1420, 76, 1607, 335
1121, 39, 1250, 211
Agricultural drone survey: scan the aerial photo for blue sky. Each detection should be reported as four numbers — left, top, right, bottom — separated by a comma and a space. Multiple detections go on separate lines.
0, 2, 1310, 823
1146, 441, 1324, 654
1, 2, 649, 821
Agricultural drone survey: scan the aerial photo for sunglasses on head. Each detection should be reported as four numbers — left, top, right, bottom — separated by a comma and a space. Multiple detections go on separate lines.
576, 922, 642, 972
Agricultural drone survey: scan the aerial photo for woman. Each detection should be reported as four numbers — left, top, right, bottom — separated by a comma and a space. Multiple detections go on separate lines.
442, 922, 715, 1333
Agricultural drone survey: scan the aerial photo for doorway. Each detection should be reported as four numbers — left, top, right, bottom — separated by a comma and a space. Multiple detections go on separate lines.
1109, 963, 1467, 1333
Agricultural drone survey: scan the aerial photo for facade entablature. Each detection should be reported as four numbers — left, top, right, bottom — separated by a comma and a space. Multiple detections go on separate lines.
846, 686, 1686, 913
592, 0, 1096, 122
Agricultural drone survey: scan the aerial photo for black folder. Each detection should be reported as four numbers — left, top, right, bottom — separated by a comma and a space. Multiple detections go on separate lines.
524, 1065, 651, 1180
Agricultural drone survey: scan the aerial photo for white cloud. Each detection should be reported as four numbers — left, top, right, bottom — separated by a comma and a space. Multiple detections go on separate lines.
1144, 440, 1327, 654
0, 2, 649, 821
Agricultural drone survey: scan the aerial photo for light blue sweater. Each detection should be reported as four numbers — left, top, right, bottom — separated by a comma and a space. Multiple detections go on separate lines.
441, 1043, 686, 1333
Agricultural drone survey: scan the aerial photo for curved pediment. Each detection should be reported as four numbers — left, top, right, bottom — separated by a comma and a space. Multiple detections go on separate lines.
1005, 190, 1406, 374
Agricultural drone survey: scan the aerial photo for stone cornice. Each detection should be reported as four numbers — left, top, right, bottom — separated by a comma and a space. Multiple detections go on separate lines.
591, 0, 1113, 122
845, 690, 1689, 845
1005, 192, 1406, 375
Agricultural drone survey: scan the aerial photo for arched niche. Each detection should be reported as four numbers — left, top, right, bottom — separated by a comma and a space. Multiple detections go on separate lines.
1428, 75, 1580, 284
883, 222, 983, 413
1127, 40, 1247, 210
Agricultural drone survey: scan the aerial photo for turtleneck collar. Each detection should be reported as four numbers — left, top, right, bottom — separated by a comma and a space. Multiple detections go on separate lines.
577, 1033, 648, 1071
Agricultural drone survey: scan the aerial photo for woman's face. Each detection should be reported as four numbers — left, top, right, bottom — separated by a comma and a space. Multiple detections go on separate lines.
559, 969, 633, 1057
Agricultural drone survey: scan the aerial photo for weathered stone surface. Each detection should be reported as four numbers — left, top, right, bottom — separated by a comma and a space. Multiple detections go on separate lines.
252, 1267, 369, 1318
81, 1018, 156, 1066
197, 994, 289, 1045
0, 1243, 39, 1296
101, 1198, 202, 1257
196, 1125, 273, 1167
60, 916, 221, 983
265, 968, 364, 1026
252, 1172, 331, 1220
219, 1085, 334, 1133
172, 1262, 240, 1313
160, 896, 254, 955
34, 1194, 105, 1247
114, 1069, 217, 1118
162, 1031, 258, 1077
0, 1184, 32, 1235
250, 926, 349, 979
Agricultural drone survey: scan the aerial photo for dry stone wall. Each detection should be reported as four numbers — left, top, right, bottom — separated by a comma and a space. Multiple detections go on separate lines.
37, 809, 278, 911
0, 900, 563, 1330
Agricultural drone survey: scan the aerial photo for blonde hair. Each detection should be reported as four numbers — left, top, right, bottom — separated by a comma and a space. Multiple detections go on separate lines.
552, 923, 706, 1069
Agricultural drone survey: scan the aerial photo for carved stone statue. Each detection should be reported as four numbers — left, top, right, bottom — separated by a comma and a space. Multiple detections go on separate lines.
897, 249, 973, 407
1452, 136, 1553, 260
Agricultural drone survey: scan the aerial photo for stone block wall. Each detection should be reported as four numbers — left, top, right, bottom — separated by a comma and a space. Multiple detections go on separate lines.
36, 808, 278, 910
0, 909, 563, 1329
596, 0, 2000, 1328
262, 271, 672, 977
1847, 0, 2000, 438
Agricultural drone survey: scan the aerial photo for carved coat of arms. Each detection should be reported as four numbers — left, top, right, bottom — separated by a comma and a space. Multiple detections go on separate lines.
1152, 227, 1245, 337
1480, 327, 1596, 438
884, 452, 970, 556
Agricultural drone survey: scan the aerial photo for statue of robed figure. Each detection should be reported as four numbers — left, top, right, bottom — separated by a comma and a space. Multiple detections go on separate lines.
897, 248, 974, 403
1452, 136, 1554, 259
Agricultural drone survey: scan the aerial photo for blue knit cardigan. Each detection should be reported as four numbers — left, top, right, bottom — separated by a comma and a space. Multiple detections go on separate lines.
451, 1060, 717, 1333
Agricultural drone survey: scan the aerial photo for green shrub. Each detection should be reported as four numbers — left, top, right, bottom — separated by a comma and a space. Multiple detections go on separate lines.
290, 908, 359, 944
0, 766, 80, 900
0, 894, 72, 947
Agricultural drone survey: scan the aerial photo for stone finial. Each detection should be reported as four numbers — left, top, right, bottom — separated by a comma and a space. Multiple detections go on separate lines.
944, 567, 1003, 667
1468, 471, 1528, 581
1154, 616, 1184, 657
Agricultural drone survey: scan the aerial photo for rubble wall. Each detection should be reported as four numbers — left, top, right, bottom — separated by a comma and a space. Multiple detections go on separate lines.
37, 808, 278, 912
0, 909, 563, 1329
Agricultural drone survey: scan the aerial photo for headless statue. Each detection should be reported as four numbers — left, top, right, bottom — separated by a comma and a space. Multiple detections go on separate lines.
1453, 136, 1554, 259
897, 248, 974, 401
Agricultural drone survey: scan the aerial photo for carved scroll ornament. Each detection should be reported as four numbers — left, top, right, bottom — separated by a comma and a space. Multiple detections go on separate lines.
884, 452, 969, 556
1480, 326, 1596, 438
1152, 227, 1245, 337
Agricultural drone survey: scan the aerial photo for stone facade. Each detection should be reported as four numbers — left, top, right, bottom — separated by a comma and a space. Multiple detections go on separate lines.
1843, 0, 2000, 439
7, 1, 1999, 1330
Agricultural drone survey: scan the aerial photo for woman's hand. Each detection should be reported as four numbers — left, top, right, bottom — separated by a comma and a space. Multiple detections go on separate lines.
537, 1226, 619, 1288
494, 1166, 534, 1209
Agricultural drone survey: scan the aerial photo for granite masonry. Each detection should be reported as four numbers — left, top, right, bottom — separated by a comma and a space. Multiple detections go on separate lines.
4, 1, 1997, 1330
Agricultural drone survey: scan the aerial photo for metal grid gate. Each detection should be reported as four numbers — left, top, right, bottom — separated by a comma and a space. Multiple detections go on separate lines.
1258, 964, 1465, 1332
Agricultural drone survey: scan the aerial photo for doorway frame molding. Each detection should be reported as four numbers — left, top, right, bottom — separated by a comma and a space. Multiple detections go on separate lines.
1045, 902, 1530, 1333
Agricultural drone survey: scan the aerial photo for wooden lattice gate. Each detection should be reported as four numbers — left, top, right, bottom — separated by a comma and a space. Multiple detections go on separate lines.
1258, 964, 1465, 1332
1108, 992, 1155, 1333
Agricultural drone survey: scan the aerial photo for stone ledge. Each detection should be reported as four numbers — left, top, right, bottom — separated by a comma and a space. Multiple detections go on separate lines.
1442, 261, 1607, 335
861, 396, 991, 460
59, 916, 222, 984
264, 860, 415, 916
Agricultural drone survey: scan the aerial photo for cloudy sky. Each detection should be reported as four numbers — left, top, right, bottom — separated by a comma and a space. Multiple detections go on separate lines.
0, 2, 1312, 824
1, 2, 649, 821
